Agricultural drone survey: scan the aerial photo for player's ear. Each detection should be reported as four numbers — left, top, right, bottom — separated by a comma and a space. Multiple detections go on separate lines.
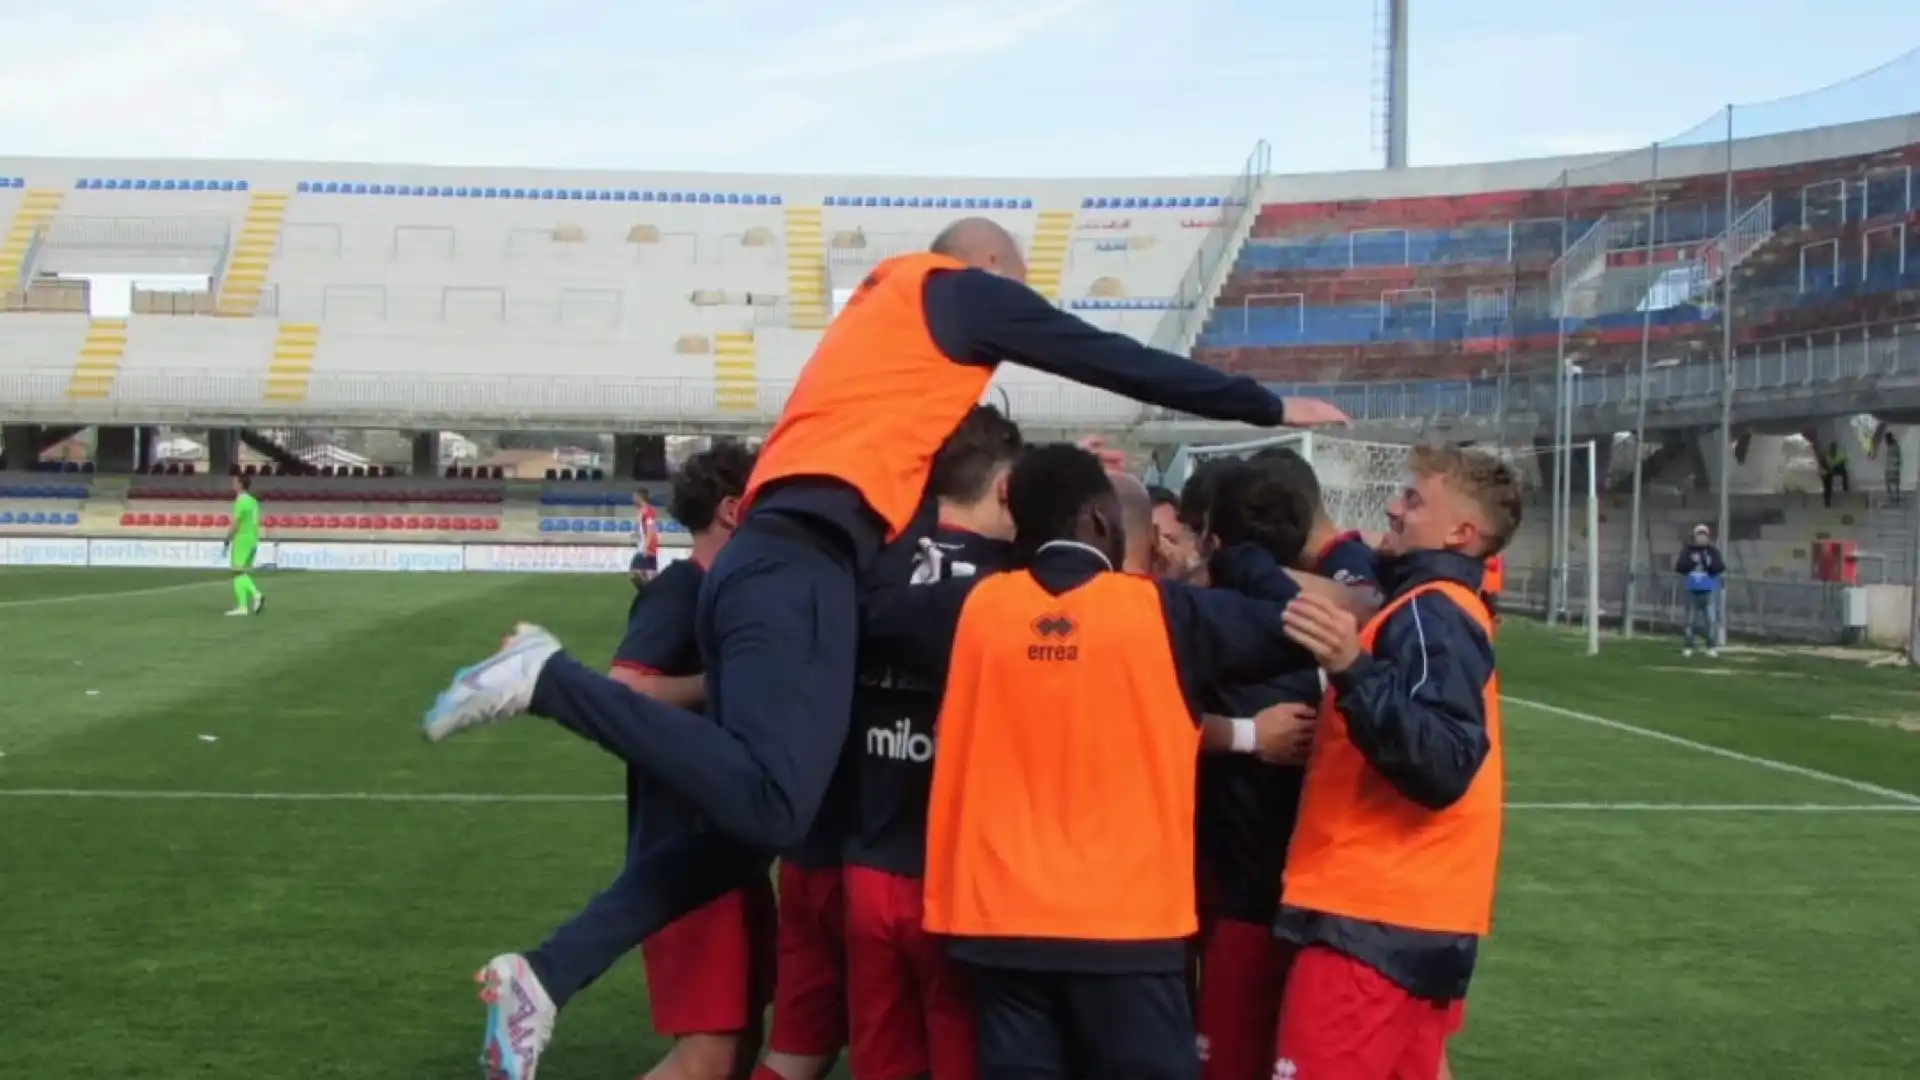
1445, 517, 1477, 553
716, 495, 741, 531
993, 469, 1011, 508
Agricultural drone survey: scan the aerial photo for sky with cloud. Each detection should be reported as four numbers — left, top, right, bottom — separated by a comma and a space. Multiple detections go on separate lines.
0, 0, 1917, 177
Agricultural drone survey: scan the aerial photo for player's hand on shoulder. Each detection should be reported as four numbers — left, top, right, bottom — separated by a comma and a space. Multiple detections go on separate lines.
1282, 594, 1362, 674
1073, 435, 1127, 471
1251, 701, 1318, 765
1279, 397, 1351, 428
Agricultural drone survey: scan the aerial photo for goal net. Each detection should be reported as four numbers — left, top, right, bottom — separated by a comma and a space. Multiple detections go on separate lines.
1161, 431, 1602, 654
1165, 431, 1413, 535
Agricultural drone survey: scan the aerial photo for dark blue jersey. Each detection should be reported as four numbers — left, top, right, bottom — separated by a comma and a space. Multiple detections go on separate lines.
846, 525, 1016, 878
1196, 534, 1380, 926
611, 557, 706, 839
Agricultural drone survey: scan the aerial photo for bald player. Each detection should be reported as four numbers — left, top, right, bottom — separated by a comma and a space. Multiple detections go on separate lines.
424, 218, 1346, 1080
1109, 469, 1161, 576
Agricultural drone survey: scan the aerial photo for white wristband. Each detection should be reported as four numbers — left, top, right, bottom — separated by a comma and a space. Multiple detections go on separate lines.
1229, 718, 1258, 754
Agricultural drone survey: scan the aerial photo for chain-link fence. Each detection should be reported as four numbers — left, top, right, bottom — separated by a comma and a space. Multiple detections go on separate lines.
1502, 564, 1848, 644
1501, 51, 1920, 643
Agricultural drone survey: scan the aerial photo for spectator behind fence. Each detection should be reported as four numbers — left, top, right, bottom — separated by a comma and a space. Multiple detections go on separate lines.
1675, 523, 1726, 658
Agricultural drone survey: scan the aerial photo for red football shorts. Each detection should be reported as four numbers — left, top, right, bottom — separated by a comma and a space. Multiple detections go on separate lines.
769, 861, 849, 1056
1196, 918, 1294, 1080
1273, 945, 1465, 1080
844, 865, 977, 1080
641, 880, 778, 1036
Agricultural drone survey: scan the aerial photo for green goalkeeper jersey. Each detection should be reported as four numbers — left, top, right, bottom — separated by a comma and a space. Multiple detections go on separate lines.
233, 491, 261, 541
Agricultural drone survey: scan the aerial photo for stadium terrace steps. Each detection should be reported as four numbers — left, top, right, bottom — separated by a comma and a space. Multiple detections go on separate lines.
712, 331, 758, 413
1026, 211, 1076, 301
783, 207, 829, 329
65, 319, 128, 399
265, 324, 320, 403
0, 188, 64, 293
217, 191, 289, 317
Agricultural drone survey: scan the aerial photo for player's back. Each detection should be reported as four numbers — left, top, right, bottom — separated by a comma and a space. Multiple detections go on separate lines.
610, 558, 707, 836
849, 524, 1016, 877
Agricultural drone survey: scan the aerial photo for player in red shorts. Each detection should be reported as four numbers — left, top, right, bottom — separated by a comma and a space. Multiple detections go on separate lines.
1178, 451, 1382, 1080
843, 407, 1023, 1080
1257, 445, 1519, 1080
754, 817, 850, 1080
506, 445, 775, 1080
617, 447, 774, 1080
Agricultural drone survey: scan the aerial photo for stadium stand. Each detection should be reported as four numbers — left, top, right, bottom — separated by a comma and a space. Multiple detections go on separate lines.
0, 165, 1223, 424
0, 116, 1914, 606
1197, 138, 1920, 394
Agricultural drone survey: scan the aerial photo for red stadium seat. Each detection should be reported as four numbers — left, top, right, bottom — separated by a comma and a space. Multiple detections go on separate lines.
182, 514, 201, 528
119, 513, 135, 526
357, 516, 373, 530
217, 514, 231, 527
435, 516, 453, 530
325, 515, 342, 529
166, 514, 184, 527
372, 515, 389, 530
482, 518, 499, 531
293, 515, 312, 528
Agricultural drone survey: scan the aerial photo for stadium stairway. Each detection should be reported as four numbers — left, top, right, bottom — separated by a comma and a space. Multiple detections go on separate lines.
1026, 210, 1076, 301
783, 207, 829, 330
216, 190, 290, 317
264, 323, 320, 402
0, 188, 64, 294
65, 319, 128, 399
237, 429, 306, 473
713, 331, 758, 412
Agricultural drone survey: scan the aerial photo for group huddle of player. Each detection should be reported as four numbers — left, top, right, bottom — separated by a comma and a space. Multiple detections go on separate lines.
418, 222, 1516, 1080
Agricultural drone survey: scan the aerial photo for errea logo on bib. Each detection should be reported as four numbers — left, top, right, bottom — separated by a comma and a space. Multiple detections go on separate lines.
866, 719, 934, 762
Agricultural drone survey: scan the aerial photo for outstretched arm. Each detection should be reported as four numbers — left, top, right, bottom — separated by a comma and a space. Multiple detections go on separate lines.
1210, 543, 1379, 623
1158, 576, 1318, 692
922, 269, 1347, 428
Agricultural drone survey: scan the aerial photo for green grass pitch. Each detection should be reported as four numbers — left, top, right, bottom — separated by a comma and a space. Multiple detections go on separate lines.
2, 567, 1917, 1079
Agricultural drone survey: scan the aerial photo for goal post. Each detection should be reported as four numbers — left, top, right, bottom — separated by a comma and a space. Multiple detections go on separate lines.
1165, 431, 1602, 655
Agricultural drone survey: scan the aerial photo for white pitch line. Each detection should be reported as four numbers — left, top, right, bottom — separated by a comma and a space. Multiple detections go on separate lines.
0, 788, 622, 804
0, 580, 227, 609
1505, 695, 1920, 806
0, 788, 1917, 814
1506, 802, 1920, 813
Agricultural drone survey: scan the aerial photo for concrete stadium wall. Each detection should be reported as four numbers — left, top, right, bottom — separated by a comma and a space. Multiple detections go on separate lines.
2, 113, 1910, 430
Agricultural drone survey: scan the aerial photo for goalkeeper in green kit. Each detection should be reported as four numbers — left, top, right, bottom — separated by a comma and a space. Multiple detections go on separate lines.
222, 474, 266, 616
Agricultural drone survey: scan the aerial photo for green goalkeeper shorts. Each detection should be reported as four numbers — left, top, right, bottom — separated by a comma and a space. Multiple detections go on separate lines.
230, 538, 258, 570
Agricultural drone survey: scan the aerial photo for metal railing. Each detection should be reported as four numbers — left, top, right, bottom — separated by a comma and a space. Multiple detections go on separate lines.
1502, 565, 1849, 644
1, 317, 1914, 430
46, 215, 231, 250
1178, 318, 1920, 426
0, 368, 1150, 427
1149, 139, 1270, 354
